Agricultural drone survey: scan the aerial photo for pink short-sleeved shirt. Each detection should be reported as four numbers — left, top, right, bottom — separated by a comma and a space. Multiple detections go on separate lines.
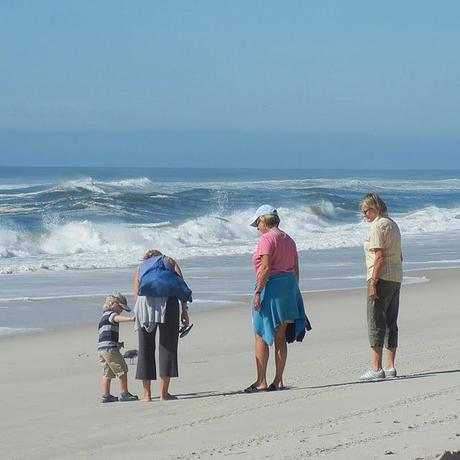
252, 227, 298, 279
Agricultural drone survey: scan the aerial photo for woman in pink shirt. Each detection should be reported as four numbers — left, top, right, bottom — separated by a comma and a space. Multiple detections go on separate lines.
244, 205, 311, 393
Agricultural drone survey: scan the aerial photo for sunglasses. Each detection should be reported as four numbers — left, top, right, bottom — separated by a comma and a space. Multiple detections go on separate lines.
179, 323, 193, 338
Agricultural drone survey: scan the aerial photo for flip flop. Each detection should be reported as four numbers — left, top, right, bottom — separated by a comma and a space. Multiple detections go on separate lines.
179, 324, 193, 338
243, 384, 266, 393
267, 383, 285, 392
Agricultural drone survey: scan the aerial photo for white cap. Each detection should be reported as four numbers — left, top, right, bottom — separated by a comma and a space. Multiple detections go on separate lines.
250, 204, 278, 227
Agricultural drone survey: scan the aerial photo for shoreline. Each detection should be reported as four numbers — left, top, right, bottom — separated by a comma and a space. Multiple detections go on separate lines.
0, 266, 455, 342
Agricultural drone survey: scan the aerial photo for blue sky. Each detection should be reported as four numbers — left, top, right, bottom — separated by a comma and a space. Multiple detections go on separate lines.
0, 1, 459, 168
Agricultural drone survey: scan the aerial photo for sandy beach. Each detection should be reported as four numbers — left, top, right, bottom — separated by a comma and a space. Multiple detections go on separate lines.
1, 268, 459, 460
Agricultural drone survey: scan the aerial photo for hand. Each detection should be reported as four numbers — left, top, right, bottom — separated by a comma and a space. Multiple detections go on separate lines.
181, 309, 189, 328
131, 316, 136, 322
253, 292, 261, 311
368, 283, 379, 301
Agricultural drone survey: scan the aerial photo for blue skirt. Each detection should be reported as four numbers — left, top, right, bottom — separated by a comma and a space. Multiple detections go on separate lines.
252, 272, 312, 346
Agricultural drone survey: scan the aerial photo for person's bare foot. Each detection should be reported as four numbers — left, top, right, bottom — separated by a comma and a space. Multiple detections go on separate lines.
160, 393, 178, 401
142, 393, 152, 402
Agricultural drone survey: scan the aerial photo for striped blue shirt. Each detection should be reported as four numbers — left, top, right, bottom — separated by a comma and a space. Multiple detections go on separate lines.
98, 311, 119, 350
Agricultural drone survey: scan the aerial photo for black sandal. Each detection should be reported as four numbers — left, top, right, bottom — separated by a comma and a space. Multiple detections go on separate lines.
267, 383, 278, 392
267, 382, 285, 392
243, 383, 266, 393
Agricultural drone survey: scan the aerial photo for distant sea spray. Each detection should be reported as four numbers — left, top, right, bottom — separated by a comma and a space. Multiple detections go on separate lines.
1, 169, 460, 274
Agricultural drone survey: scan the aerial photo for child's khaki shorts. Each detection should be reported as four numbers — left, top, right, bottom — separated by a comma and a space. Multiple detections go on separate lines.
98, 348, 128, 378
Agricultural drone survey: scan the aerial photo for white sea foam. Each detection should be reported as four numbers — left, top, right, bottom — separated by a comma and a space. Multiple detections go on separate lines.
396, 206, 460, 234
0, 177, 154, 200
0, 205, 40, 214
403, 276, 430, 285
103, 177, 154, 188
308, 275, 365, 281
0, 327, 43, 337
0, 228, 37, 259
0, 183, 43, 190
192, 299, 243, 305
2, 176, 460, 199
126, 222, 171, 228
149, 177, 460, 194
0, 293, 107, 303
53, 178, 106, 194
48, 177, 155, 194
413, 259, 460, 264
1, 204, 460, 273
0, 189, 51, 199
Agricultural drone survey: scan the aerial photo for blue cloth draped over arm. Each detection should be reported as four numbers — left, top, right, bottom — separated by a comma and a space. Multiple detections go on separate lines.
252, 272, 311, 346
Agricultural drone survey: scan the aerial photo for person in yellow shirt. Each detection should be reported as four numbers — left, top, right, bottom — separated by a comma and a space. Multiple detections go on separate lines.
360, 193, 403, 380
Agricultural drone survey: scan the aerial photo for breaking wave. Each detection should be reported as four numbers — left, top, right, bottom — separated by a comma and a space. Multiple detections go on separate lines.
1, 203, 459, 274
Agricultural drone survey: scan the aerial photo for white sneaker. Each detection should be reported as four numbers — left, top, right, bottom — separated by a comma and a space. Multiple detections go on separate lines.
384, 367, 397, 378
360, 368, 385, 380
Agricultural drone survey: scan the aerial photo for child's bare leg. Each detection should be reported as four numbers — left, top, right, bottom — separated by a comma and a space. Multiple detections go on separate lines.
142, 380, 152, 401
102, 376, 111, 396
119, 374, 128, 393
160, 377, 177, 400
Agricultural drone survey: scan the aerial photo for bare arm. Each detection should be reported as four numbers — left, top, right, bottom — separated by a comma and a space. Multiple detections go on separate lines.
114, 315, 136, 323
167, 256, 190, 325
253, 254, 271, 311
167, 256, 183, 278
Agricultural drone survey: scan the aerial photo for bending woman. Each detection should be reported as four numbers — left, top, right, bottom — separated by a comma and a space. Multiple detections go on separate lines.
245, 205, 311, 393
134, 249, 190, 401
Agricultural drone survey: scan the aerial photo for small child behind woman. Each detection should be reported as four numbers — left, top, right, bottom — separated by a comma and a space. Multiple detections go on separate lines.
97, 292, 138, 403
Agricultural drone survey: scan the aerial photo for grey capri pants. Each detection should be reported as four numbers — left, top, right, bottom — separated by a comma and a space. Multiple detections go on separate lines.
136, 297, 180, 380
367, 279, 401, 349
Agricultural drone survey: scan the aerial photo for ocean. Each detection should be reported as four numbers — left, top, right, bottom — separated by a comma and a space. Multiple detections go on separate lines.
1, 167, 460, 337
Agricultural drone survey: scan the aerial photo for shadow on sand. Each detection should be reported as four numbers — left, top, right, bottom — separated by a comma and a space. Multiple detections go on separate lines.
291, 367, 460, 391
158, 368, 460, 400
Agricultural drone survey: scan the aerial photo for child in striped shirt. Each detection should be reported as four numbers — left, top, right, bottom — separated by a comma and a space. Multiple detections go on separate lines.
98, 292, 138, 403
